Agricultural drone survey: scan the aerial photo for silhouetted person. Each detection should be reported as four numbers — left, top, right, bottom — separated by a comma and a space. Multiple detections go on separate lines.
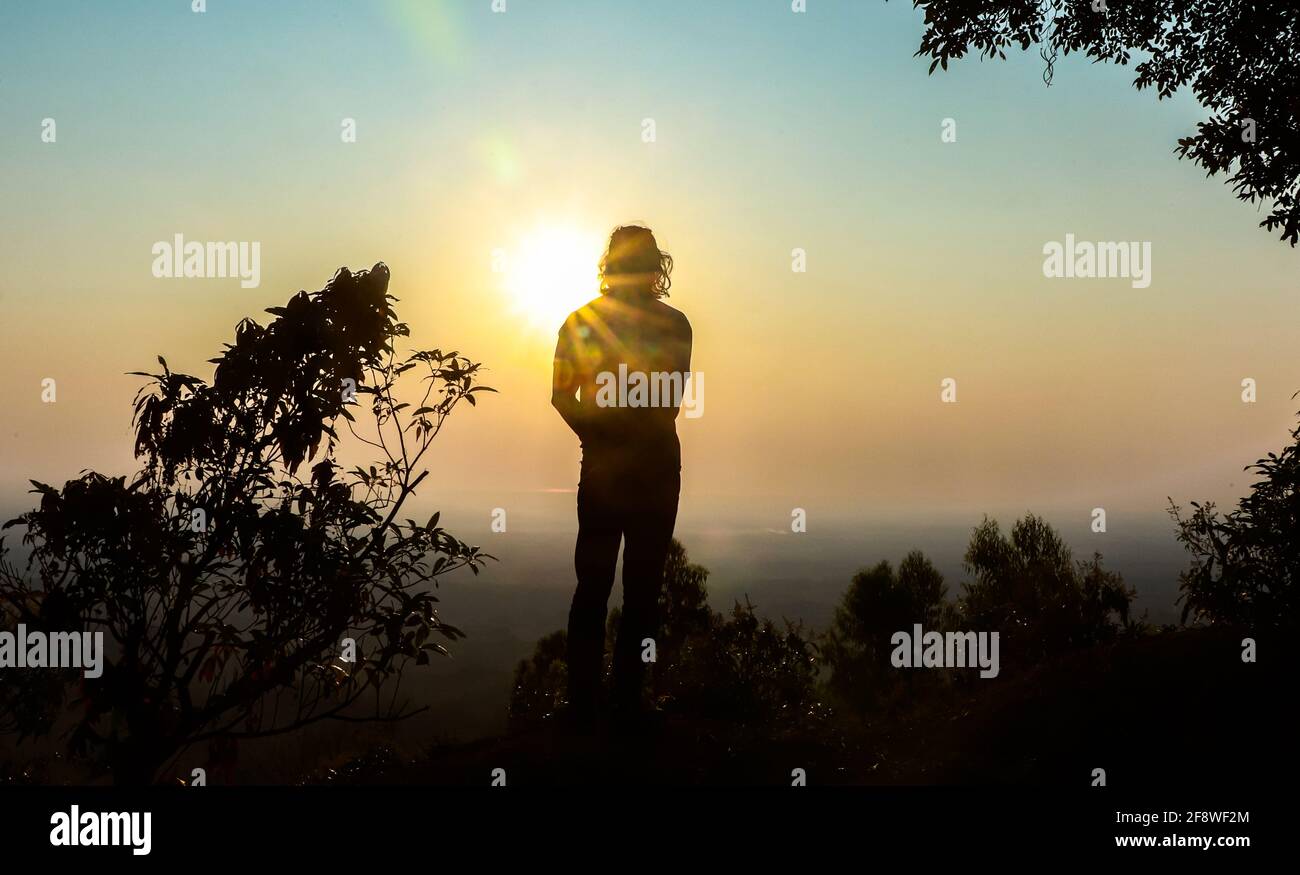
552, 225, 692, 730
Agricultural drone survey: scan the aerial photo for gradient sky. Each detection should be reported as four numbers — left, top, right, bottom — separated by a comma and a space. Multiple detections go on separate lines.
2, 0, 1297, 535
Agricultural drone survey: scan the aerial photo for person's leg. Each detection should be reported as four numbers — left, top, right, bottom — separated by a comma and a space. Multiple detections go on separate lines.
566, 463, 623, 718
611, 469, 681, 712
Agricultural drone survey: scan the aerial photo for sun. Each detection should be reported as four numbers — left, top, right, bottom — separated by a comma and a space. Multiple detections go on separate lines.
503, 225, 605, 331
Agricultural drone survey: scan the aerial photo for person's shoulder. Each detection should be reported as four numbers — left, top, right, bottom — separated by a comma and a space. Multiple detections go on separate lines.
650, 296, 691, 323
650, 298, 691, 334
559, 296, 606, 333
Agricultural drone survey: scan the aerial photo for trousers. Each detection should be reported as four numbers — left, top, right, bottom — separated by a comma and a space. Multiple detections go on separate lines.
566, 450, 681, 711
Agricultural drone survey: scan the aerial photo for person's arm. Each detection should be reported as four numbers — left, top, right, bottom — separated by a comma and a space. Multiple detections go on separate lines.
671, 316, 693, 421
551, 319, 591, 440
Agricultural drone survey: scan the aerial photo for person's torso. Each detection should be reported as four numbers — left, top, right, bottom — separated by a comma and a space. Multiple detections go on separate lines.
565, 293, 690, 466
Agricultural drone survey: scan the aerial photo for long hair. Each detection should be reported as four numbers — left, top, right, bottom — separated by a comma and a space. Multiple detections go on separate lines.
598, 225, 673, 297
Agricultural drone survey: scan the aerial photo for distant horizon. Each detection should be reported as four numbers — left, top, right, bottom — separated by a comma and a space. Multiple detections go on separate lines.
0, 487, 1193, 628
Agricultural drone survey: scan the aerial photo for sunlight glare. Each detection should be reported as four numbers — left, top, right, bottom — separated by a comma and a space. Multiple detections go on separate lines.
503, 226, 604, 331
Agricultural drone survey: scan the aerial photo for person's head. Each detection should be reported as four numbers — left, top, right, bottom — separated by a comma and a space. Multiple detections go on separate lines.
599, 225, 673, 297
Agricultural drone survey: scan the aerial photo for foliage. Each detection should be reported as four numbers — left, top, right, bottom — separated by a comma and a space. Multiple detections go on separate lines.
903, 0, 1300, 244
957, 513, 1135, 666
0, 263, 492, 784
1170, 408, 1300, 630
662, 597, 820, 724
821, 551, 953, 711
507, 630, 569, 732
509, 539, 821, 728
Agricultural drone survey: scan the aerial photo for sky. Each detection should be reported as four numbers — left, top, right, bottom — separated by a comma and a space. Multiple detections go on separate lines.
2, 0, 1298, 545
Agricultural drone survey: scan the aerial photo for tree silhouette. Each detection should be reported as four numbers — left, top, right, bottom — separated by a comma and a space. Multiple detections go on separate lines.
0, 263, 493, 784
904, 0, 1300, 244
508, 630, 569, 732
509, 539, 820, 728
1170, 406, 1300, 630
958, 513, 1135, 667
821, 551, 952, 712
